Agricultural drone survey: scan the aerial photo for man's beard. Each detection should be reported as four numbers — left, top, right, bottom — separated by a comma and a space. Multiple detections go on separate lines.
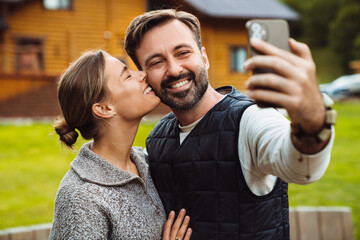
157, 67, 209, 111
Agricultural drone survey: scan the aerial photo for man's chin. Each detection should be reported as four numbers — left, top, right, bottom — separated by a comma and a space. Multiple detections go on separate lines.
161, 96, 199, 111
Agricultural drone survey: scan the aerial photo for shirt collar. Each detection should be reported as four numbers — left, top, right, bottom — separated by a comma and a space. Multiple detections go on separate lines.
71, 142, 148, 186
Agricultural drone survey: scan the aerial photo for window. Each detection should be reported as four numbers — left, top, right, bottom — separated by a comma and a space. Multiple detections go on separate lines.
43, 0, 71, 10
15, 38, 44, 73
231, 47, 247, 73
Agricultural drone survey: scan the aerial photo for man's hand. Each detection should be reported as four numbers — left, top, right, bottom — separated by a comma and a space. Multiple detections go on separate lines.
244, 38, 326, 135
244, 38, 330, 153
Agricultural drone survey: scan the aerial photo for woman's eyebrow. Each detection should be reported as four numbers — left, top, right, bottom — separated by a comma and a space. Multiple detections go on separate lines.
120, 66, 128, 78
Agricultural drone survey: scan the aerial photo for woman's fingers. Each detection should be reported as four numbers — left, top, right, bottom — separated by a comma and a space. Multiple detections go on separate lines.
170, 209, 186, 239
162, 211, 175, 239
163, 209, 192, 240
183, 228, 193, 240
176, 215, 190, 240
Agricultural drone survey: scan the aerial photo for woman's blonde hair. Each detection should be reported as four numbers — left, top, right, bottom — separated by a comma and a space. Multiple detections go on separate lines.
54, 50, 109, 149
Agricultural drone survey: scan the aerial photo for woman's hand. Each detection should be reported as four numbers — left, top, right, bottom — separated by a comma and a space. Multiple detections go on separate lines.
162, 209, 192, 240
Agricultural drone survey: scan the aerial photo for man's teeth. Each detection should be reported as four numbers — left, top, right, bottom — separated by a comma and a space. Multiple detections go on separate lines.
170, 80, 189, 89
144, 86, 152, 94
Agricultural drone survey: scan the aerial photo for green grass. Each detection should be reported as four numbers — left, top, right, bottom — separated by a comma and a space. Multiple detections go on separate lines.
0, 121, 155, 229
289, 101, 360, 239
1, 103, 359, 239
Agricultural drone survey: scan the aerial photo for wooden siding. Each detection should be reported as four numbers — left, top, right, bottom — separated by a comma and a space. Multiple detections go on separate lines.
0, 73, 56, 101
0, 0, 254, 115
0, 0, 146, 101
1, 0, 146, 75
201, 20, 251, 91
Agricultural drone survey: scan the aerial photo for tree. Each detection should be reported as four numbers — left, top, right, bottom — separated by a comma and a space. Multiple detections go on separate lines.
329, 2, 360, 72
282, 0, 360, 73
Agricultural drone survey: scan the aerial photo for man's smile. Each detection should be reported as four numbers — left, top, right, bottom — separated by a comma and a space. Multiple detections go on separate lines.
169, 79, 189, 89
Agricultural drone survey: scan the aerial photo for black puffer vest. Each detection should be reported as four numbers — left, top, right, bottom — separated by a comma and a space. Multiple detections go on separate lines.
146, 86, 289, 240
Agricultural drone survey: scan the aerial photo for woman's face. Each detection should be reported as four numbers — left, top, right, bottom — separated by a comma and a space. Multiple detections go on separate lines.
104, 55, 160, 120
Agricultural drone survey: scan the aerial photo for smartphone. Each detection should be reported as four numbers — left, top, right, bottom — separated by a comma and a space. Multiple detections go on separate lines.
246, 19, 290, 107
246, 19, 290, 74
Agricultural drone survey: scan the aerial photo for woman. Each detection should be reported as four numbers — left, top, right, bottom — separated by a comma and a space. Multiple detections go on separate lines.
50, 50, 192, 240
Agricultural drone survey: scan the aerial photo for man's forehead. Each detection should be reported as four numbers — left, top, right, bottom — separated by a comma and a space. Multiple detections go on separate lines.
138, 20, 196, 53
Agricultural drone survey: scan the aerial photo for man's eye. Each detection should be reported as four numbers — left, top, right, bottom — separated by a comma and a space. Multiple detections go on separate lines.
150, 60, 162, 66
179, 51, 189, 56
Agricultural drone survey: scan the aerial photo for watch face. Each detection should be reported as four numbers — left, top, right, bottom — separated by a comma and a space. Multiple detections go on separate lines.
318, 127, 332, 142
322, 93, 334, 108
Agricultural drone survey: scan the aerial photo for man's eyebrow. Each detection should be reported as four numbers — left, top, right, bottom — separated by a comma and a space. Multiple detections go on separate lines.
174, 44, 193, 51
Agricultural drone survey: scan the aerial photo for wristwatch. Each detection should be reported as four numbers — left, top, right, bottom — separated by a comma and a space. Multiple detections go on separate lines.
291, 93, 337, 143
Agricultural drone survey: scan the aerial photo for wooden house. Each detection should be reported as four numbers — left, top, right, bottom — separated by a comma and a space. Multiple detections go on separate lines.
0, 0, 298, 118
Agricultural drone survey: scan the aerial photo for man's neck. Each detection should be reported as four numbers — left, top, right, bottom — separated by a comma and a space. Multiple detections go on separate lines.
173, 86, 224, 126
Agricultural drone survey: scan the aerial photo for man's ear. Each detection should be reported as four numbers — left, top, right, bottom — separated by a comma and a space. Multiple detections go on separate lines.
201, 46, 210, 70
92, 102, 115, 119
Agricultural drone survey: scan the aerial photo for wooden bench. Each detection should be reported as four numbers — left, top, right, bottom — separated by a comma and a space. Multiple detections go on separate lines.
0, 223, 51, 240
0, 207, 354, 240
290, 206, 354, 240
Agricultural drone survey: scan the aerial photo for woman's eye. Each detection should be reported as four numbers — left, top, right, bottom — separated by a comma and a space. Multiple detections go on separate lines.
126, 74, 132, 79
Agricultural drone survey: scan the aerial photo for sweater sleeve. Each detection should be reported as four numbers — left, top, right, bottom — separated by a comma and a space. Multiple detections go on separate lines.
238, 105, 334, 187
49, 184, 110, 240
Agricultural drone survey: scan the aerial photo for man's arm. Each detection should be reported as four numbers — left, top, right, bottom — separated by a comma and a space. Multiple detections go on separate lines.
244, 38, 333, 154
238, 105, 334, 186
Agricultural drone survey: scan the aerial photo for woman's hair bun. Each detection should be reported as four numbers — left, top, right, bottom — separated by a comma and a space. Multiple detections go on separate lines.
54, 117, 79, 149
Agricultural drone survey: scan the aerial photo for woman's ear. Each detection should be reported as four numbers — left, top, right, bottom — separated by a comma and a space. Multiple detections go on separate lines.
92, 102, 116, 119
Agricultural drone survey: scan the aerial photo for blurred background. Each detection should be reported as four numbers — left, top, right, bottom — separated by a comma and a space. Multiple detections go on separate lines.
0, 0, 359, 239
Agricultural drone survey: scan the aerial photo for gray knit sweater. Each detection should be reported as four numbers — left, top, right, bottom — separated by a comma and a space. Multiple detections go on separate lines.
49, 142, 166, 240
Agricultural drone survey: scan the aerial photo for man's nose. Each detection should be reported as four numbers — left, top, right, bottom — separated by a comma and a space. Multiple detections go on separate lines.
166, 58, 182, 77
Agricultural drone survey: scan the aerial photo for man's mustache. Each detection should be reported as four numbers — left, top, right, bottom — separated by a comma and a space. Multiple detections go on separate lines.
160, 71, 195, 89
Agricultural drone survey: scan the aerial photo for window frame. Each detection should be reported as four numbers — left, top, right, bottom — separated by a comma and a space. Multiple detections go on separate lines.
229, 45, 248, 74
14, 36, 45, 73
43, 0, 73, 11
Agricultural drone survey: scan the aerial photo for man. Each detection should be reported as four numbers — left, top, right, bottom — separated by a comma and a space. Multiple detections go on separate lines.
125, 9, 335, 240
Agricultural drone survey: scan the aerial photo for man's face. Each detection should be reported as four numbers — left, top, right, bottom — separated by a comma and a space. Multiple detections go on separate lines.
135, 20, 210, 111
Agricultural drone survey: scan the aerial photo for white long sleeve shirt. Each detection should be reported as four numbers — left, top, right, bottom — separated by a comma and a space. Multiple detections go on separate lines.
179, 104, 334, 196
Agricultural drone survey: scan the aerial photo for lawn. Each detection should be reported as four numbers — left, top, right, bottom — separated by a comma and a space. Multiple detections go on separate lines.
0, 102, 359, 239
288, 101, 360, 239
0, 121, 155, 229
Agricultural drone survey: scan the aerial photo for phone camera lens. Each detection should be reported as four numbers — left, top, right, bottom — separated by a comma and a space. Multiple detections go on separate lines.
253, 33, 262, 39
251, 23, 261, 33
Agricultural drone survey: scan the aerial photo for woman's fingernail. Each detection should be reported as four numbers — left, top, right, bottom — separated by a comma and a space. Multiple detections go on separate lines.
170, 211, 175, 217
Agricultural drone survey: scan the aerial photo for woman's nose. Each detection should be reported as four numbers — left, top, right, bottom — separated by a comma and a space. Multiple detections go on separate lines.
137, 71, 147, 82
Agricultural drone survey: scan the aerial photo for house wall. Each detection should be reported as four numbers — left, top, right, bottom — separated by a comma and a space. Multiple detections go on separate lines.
0, 0, 252, 116
0, 0, 146, 100
2, 0, 146, 74
201, 19, 251, 91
